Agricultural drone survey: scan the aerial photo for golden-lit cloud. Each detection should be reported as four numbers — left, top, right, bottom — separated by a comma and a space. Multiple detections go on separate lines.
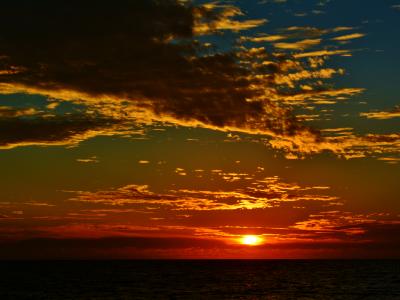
0, 1, 302, 142
332, 26, 356, 32
293, 49, 351, 58
331, 33, 366, 41
0, 0, 396, 164
268, 131, 400, 160
76, 156, 99, 163
194, 3, 267, 34
292, 210, 400, 236
360, 106, 400, 120
274, 39, 321, 50
0, 116, 143, 150
0, 2, 355, 140
0, 106, 38, 117
67, 176, 338, 212
377, 157, 400, 164
241, 34, 286, 42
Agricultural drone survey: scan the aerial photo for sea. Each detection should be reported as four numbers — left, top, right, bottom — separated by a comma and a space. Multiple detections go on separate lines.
1, 260, 399, 299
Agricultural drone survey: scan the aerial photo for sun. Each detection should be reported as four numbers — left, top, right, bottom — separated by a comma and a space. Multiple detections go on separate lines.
240, 235, 262, 246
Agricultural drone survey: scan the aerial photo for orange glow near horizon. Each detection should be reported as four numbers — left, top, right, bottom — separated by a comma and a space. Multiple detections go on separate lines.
240, 235, 263, 246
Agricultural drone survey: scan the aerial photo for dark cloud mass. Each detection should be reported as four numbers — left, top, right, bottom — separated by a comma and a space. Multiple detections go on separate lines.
0, 237, 227, 259
0, 0, 194, 95
0, 0, 305, 137
0, 0, 396, 159
0, 116, 125, 149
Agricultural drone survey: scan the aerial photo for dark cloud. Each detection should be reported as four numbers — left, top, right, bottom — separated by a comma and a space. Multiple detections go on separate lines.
0, 0, 308, 137
0, 116, 126, 149
267, 222, 400, 258
0, 0, 390, 159
1, 222, 400, 259
0, 0, 193, 93
0, 236, 227, 259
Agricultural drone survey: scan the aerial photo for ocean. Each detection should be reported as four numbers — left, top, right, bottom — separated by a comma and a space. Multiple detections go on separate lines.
1, 260, 399, 299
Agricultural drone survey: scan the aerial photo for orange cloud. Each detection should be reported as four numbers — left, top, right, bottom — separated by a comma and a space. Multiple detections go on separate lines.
274, 39, 321, 50
68, 176, 338, 212
360, 106, 400, 120
194, 3, 267, 34
331, 33, 366, 41
0, 116, 143, 150
294, 49, 351, 58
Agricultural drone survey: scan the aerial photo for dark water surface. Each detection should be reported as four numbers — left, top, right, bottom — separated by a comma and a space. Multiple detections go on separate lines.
1, 260, 399, 299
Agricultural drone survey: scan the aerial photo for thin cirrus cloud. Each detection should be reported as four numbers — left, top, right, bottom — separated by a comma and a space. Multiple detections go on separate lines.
392, 4, 400, 11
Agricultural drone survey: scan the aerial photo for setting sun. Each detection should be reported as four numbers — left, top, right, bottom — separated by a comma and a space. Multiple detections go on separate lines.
241, 235, 262, 246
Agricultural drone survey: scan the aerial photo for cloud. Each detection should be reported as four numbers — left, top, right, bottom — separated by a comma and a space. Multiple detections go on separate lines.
193, 3, 267, 34
331, 33, 366, 41
291, 210, 400, 243
0, 116, 139, 149
332, 27, 356, 32
268, 131, 400, 160
274, 39, 321, 50
360, 106, 400, 120
1, 220, 400, 258
392, 4, 400, 11
76, 156, 99, 163
241, 35, 286, 42
281, 26, 328, 39
1, 0, 391, 162
377, 157, 400, 164
0, 0, 308, 141
67, 176, 338, 211
293, 49, 351, 58
274, 68, 344, 88
0, 106, 38, 117
242, 26, 357, 44
0, 236, 228, 259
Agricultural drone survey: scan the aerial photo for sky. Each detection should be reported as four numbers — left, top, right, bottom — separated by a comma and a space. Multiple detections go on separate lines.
0, 0, 399, 259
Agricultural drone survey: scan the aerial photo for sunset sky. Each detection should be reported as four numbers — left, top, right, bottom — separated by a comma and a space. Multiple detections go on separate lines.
0, 0, 399, 259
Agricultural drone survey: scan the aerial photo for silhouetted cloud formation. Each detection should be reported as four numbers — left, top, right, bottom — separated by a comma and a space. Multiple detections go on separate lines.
0, 0, 310, 138
0, 116, 130, 149
0, 0, 397, 161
